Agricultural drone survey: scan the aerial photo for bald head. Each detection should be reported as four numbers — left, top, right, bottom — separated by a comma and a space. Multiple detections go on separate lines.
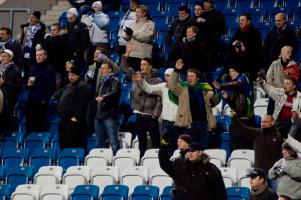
261, 115, 274, 128
275, 13, 286, 29
280, 46, 293, 61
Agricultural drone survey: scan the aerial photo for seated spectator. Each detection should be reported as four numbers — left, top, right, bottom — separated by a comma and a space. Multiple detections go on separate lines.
269, 142, 301, 200
122, 5, 155, 71
247, 168, 278, 200
0, 49, 22, 134
0, 27, 23, 68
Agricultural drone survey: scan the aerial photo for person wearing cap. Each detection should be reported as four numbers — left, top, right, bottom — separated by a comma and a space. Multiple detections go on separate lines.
230, 13, 263, 80
55, 66, 89, 150
20, 10, 46, 80
247, 168, 278, 200
134, 67, 179, 152
66, 7, 90, 75
0, 49, 22, 134
268, 142, 301, 200
25, 49, 56, 135
0, 27, 23, 68
159, 141, 227, 200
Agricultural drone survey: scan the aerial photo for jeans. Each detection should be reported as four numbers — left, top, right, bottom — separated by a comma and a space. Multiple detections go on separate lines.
95, 117, 120, 154
183, 120, 209, 150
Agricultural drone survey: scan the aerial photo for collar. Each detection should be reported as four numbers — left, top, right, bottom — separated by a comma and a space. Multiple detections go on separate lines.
137, 17, 147, 23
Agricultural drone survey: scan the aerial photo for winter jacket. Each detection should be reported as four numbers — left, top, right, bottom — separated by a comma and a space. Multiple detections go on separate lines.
269, 156, 301, 199
0, 89, 3, 115
267, 58, 299, 88
56, 79, 89, 121
260, 81, 301, 120
233, 117, 283, 172
128, 17, 155, 59
159, 145, 227, 200
169, 69, 219, 128
0, 63, 22, 114
118, 9, 136, 46
0, 37, 23, 67
95, 75, 121, 119
250, 187, 278, 200
140, 81, 178, 122
131, 70, 162, 118
28, 62, 56, 103
263, 25, 298, 68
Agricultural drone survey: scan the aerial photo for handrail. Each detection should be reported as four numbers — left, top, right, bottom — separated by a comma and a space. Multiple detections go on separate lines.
0, 8, 30, 33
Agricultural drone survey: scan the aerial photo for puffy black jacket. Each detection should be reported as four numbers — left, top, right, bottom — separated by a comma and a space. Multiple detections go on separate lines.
159, 146, 227, 200
57, 79, 89, 121
95, 75, 121, 119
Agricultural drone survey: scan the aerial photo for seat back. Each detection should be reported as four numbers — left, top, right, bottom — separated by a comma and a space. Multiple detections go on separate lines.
101, 185, 129, 200
204, 149, 227, 167
58, 148, 85, 171
150, 167, 173, 194
11, 184, 40, 200
131, 185, 159, 200
63, 166, 91, 193
118, 132, 132, 148
85, 148, 113, 167
7, 166, 33, 190
40, 184, 69, 200
221, 167, 238, 187
121, 166, 148, 194
34, 166, 63, 188
91, 166, 119, 194
71, 185, 99, 200
2, 148, 29, 168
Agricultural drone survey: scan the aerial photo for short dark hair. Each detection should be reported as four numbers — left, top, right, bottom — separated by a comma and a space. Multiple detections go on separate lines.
51, 23, 61, 29
239, 13, 252, 22
285, 77, 297, 86
179, 5, 190, 13
141, 57, 153, 66
36, 48, 48, 56
95, 46, 108, 55
0, 27, 12, 36
187, 68, 201, 79
195, 1, 204, 9
102, 61, 113, 71
188, 25, 199, 34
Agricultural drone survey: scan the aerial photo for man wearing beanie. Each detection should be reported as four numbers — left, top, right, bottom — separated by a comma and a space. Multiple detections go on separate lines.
20, 10, 46, 80
247, 168, 278, 200
55, 66, 89, 150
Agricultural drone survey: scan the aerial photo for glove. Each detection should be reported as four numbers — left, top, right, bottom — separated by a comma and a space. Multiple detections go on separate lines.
196, 17, 206, 23
274, 166, 284, 176
124, 27, 133, 36
230, 110, 237, 118
161, 131, 172, 147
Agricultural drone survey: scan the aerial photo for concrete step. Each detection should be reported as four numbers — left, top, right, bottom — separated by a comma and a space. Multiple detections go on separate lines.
46, 10, 64, 16
41, 15, 59, 21
57, 0, 70, 7
52, 5, 69, 11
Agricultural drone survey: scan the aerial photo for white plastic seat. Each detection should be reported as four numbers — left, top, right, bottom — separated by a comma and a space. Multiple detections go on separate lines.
11, 184, 40, 200
40, 184, 69, 200
237, 168, 252, 188
141, 149, 160, 174
253, 82, 266, 101
62, 166, 91, 193
254, 98, 268, 118
34, 166, 63, 188
120, 166, 148, 194
221, 167, 238, 188
150, 166, 173, 194
170, 149, 181, 161
131, 136, 139, 149
91, 166, 119, 194
113, 149, 140, 172
118, 132, 132, 148
229, 149, 255, 168
85, 148, 113, 168
204, 149, 227, 167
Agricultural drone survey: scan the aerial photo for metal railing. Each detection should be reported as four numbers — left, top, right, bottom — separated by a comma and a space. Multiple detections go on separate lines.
0, 8, 30, 33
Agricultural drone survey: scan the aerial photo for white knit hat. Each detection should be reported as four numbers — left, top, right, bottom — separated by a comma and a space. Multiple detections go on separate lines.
2, 49, 14, 57
67, 8, 78, 17
92, 1, 103, 9
164, 68, 174, 75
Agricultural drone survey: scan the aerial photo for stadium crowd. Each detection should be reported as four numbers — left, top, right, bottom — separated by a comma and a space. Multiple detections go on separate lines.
0, 0, 301, 199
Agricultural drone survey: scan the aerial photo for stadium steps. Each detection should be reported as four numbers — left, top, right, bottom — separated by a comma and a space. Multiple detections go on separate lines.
41, 0, 70, 26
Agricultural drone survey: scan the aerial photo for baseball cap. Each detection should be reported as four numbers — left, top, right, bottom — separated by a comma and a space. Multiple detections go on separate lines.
247, 168, 267, 180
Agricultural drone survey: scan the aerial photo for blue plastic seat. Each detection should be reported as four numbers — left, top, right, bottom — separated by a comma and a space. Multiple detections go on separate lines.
260, 0, 276, 9
286, 0, 300, 8
220, 132, 231, 160
237, 0, 251, 10
131, 185, 160, 200
151, 11, 168, 25
0, 132, 24, 148
165, 0, 183, 12
227, 187, 251, 200
254, 115, 261, 128
108, 11, 124, 19
25, 132, 51, 155
71, 185, 100, 200
216, 115, 232, 132
214, 0, 228, 11
110, 30, 119, 49
119, 83, 132, 107
0, 185, 12, 200
2, 148, 29, 169
102, 185, 129, 200
0, 167, 5, 183
6, 166, 34, 191
30, 148, 57, 173
51, 134, 61, 156
144, 2, 161, 13
160, 186, 172, 200
86, 133, 97, 153
58, 11, 68, 29
58, 148, 85, 172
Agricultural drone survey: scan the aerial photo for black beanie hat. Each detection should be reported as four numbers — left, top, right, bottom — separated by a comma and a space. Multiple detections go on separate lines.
29, 11, 41, 20
230, 65, 241, 74
178, 134, 192, 145
69, 66, 81, 76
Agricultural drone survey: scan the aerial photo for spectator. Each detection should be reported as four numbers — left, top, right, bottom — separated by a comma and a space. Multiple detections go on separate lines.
159, 142, 227, 200
247, 168, 278, 200
176, 134, 192, 158
122, 5, 155, 71
178, 26, 208, 78
0, 27, 23, 68
230, 14, 263, 80
201, 0, 226, 67
118, 0, 138, 57
43, 23, 68, 88
94, 61, 121, 154
55, 67, 89, 149
169, 59, 218, 149
0, 49, 22, 134
66, 8, 90, 75
131, 58, 162, 156
263, 12, 298, 69
136, 68, 179, 153
166, 5, 194, 66
269, 142, 301, 200
212, 99, 231, 116
81, 1, 110, 65
67, 0, 93, 18
192, 2, 206, 42
25, 49, 56, 135
20, 11, 46, 80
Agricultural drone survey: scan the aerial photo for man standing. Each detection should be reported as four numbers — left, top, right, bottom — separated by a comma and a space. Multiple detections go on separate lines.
26, 49, 56, 135
94, 61, 121, 155
159, 141, 227, 200
56, 67, 89, 150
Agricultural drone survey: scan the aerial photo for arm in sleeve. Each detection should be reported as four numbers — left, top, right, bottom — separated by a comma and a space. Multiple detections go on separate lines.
132, 22, 155, 43
285, 135, 301, 155
268, 160, 281, 180
140, 80, 163, 96
74, 85, 90, 120
158, 146, 176, 178
220, 80, 243, 90
45, 67, 56, 102
232, 117, 257, 139
283, 160, 301, 181
261, 81, 284, 102
102, 79, 121, 102
266, 62, 275, 85
168, 70, 183, 97
76, 25, 90, 54
93, 14, 110, 29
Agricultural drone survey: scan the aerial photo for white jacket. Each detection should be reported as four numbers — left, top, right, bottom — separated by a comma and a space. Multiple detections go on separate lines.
118, 9, 136, 46
141, 81, 178, 122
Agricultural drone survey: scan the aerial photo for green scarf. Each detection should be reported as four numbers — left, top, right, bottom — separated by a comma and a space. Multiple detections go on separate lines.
168, 82, 212, 105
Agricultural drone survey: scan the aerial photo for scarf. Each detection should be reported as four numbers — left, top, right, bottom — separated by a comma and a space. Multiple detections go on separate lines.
23, 23, 41, 58
240, 23, 251, 32
251, 181, 268, 198
0, 61, 13, 77
168, 82, 212, 105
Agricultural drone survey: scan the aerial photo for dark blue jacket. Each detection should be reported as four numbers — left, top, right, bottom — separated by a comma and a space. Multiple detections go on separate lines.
0, 37, 23, 68
28, 62, 56, 103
